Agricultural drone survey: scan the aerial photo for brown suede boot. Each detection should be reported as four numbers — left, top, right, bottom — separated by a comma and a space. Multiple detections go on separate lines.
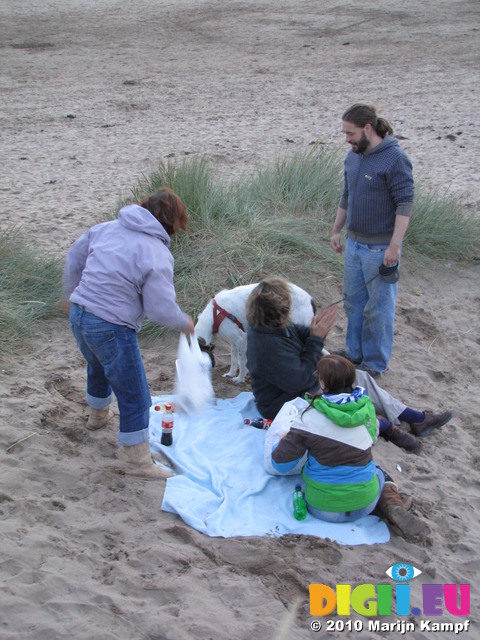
87, 406, 114, 431
376, 482, 430, 542
383, 424, 421, 452
119, 441, 174, 480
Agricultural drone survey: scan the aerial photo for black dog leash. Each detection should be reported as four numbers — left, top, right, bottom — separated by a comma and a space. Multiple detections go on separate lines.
325, 263, 399, 309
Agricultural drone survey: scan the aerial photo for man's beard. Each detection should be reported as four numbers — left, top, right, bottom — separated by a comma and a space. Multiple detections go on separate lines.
352, 131, 369, 154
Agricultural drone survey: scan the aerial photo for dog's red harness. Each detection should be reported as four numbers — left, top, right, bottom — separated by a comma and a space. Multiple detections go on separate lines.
211, 298, 245, 335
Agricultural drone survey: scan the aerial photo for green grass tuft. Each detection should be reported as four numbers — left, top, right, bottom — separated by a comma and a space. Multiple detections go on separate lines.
129, 156, 236, 228
405, 188, 480, 260
241, 145, 344, 218
0, 227, 63, 352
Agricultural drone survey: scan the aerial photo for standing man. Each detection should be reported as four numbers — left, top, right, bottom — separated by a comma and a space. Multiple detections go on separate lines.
330, 103, 414, 377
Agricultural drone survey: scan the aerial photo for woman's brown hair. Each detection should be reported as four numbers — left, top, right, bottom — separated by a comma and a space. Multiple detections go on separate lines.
140, 187, 188, 236
246, 276, 291, 328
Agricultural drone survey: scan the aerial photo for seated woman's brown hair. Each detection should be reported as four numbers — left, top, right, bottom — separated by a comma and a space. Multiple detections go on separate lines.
246, 276, 292, 328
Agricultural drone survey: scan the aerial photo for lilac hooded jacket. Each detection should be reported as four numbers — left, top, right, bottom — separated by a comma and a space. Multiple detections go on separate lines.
63, 204, 189, 332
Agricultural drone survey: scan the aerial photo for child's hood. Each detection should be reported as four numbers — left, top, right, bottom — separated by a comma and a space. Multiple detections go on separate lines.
312, 395, 377, 441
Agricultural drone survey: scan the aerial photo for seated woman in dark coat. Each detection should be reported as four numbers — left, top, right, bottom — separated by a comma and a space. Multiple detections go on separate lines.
245, 276, 452, 451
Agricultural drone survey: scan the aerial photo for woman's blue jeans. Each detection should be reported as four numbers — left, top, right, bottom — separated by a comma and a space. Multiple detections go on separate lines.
69, 303, 151, 446
343, 236, 399, 373
306, 466, 386, 522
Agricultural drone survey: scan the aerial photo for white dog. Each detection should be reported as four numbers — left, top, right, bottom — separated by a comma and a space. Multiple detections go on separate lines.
195, 282, 316, 383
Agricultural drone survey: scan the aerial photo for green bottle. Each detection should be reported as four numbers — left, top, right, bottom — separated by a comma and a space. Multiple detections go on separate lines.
293, 484, 307, 520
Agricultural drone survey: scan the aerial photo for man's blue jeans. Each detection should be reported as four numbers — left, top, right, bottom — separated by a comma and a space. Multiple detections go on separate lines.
343, 237, 399, 373
69, 303, 151, 446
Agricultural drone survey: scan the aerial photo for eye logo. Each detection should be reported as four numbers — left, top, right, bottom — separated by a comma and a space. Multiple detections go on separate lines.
310, 562, 470, 618
386, 563, 422, 582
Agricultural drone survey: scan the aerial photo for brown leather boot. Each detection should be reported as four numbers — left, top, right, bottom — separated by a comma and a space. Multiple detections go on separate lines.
87, 406, 114, 431
410, 410, 453, 437
376, 482, 430, 542
119, 441, 174, 480
383, 424, 421, 452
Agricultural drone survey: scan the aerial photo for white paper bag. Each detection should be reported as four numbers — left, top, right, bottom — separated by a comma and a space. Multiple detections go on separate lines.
174, 332, 215, 415
264, 397, 309, 475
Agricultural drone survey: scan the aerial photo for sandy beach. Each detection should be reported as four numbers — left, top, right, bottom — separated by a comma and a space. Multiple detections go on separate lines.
1, 1, 479, 638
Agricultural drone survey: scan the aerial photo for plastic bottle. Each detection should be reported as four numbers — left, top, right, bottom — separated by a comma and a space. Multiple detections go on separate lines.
293, 484, 307, 521
154, 402, 176, 413
161, 403, 174, 446
244, 418, 272, 430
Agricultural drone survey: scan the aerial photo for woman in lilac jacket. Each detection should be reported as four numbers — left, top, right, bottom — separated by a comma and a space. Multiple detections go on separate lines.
63, 188, 194, 479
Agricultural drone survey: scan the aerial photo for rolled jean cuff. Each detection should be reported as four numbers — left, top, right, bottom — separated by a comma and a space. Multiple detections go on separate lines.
86, 392, 113, 409
118, 427, 150, 447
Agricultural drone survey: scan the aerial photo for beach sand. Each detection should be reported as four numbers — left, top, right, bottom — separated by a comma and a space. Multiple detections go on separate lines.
1, 1, 479, 638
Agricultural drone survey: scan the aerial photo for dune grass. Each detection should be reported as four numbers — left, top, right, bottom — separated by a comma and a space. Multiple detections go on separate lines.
1, 147, 478, 351
129, 155, 236, 227
131, 148, 345, 338
0, 227, 63, 353
404, 188, 480, 260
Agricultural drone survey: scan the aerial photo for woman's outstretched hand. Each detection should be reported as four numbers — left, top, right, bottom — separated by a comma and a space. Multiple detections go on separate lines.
310, 306, 338, 339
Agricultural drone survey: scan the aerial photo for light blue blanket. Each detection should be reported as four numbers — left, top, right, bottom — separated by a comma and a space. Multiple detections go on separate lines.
150, 392, 389, 545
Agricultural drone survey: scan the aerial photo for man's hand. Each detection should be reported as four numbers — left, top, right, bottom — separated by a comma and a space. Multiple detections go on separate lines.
384, 243, 400, 266
330, 232, 343, 254
385, 214, 409, 265
330, 207, 347, 254
310, 306, 338, 339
